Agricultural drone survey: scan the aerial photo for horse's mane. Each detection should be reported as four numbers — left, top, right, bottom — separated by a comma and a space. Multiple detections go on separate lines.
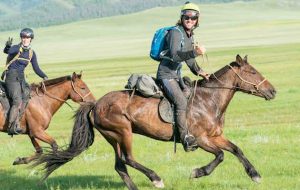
31, 75, 75, 89
195, 61, 239, 87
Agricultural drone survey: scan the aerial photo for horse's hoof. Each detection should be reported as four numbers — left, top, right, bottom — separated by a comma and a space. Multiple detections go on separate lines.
153, 180, 164, 188
252, 176, 261, 183
190, 168, 205, 178
13, 157, 26, 165
190, 169, 197, 178
13, 157, 22, 165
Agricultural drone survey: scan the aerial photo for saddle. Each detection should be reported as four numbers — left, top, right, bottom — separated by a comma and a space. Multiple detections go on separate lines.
0, 81, 37, 117
0, 81, 11, 116
125, 75, 193, 124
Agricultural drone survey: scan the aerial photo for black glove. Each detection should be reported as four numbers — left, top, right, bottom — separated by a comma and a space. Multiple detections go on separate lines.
5, 37, 13, 47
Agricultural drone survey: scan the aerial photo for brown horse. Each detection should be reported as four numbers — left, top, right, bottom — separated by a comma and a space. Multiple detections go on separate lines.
0, 72, 95, 165
33, 55, 276, 189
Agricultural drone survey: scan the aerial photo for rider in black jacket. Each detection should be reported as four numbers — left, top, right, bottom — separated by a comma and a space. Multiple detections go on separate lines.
157, 2, 210, 152
3, 28, 48, 135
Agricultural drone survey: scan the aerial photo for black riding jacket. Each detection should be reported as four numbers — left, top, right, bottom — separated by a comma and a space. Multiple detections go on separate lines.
156, 25, 202, 80
3, 44, 47, 79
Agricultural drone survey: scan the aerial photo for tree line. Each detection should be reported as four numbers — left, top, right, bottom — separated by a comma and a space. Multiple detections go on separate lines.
0, 0, 254, 31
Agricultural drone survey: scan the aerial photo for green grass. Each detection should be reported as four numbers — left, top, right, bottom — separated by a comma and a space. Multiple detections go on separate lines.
0, 0, 299, 190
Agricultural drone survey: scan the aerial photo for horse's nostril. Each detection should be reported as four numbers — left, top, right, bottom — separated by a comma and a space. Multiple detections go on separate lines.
270, 89, 276, 97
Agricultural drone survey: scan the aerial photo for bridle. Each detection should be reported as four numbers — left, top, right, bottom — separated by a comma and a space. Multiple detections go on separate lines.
190, 62, 268, 106
70, 80, 92, 102
227, 64, 267, 93
36, 79, 92, 109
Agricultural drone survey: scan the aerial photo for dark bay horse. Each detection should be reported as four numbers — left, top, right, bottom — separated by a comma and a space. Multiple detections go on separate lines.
34, 55, 276, 189
0, 72, 95, 165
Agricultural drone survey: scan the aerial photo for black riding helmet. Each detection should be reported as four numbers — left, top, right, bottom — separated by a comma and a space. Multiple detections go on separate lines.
20, 28, 34, 39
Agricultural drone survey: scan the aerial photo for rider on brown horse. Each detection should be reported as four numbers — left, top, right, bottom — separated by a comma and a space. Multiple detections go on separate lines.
3, 28, 48, 135
157, 2, 210, 151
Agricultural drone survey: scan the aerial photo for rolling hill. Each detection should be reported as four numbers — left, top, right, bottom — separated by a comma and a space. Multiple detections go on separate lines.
0, 0, 299, 65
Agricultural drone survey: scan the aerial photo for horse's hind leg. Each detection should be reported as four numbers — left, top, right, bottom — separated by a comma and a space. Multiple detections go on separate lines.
101, 131, 138, 190
213, 135, 261, 183
13, 136, 43, 165
120, 138, 164, 188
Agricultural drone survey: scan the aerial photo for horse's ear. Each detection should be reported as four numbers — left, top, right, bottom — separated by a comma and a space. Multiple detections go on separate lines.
72, 72, 77, 81
78, 71, 82, 79
236, 54, 244, 66
243, 55, 248, 64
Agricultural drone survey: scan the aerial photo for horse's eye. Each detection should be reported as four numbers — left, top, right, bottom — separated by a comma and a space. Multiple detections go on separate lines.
245, 69, 256, 74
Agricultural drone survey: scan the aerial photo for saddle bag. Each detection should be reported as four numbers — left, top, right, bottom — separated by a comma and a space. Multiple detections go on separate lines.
125, 74, 163, 98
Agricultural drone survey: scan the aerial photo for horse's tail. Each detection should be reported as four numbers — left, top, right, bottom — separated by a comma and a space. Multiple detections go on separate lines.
32, 102, 96, 181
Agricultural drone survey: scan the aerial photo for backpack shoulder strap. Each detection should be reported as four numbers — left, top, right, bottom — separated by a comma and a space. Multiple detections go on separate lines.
173, 26, 185, 48
5, 47, 22, 69
28, 49, 33, 62
15, 48, 34, 64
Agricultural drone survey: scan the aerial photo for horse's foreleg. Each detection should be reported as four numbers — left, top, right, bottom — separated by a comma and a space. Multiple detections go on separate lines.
13, 136, 43, 165
215, 136, 261, 183
33, 129, 58, 152
191, 138, 224, 178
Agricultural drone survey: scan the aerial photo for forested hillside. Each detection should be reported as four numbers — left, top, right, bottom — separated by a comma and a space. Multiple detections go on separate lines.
0, 0, 253, 31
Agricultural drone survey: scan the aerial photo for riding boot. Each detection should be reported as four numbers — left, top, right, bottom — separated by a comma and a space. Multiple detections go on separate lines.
7, 105, 22, 135
175, 110, 197, 152
18, 101, 28, 121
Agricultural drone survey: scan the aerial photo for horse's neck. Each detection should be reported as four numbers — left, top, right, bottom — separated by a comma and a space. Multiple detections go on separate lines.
191, 69, 238, 116
39, 81, 71, 114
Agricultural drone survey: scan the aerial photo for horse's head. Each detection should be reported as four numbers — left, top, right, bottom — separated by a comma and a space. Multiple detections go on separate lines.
231, 55, 276, 100
69, 72, 96, 102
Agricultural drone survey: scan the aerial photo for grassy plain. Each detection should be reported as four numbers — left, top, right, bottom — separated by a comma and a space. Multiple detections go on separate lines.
0, 0, 299, 190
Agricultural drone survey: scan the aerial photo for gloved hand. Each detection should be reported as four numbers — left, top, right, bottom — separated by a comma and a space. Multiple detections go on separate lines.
43, 77, 48, 81
5, 37, 13, 47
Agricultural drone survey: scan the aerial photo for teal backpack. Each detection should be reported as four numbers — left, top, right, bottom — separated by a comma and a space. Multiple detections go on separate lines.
150, 26, 184, 61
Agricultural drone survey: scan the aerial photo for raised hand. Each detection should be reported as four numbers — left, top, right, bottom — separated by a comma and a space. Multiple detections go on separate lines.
5, 37, 13, 47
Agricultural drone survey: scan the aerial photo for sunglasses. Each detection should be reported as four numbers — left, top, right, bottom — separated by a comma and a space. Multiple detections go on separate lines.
183, 15, 198, 21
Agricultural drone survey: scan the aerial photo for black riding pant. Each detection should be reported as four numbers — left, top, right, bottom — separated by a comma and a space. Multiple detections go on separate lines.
5, 69, 30, 124
160, 79, 188, 140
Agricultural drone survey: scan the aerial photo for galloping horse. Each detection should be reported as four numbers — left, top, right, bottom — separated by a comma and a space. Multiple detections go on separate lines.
34, 55, 276, 189
0, 72, 95, 165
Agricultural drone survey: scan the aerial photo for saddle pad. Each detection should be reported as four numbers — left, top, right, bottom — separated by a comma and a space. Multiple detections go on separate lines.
158, 97, 174, 124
